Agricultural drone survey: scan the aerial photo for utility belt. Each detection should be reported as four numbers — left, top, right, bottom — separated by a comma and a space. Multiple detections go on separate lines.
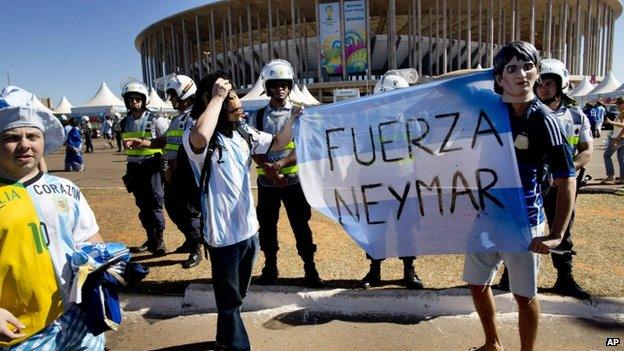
256, 164, 298, 175
122, 156, 162, 193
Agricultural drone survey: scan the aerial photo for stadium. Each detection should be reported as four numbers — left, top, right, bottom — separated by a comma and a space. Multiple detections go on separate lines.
135, 0, 622, 102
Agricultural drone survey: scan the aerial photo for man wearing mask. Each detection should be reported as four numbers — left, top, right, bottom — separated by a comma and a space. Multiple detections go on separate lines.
463, 42, 576, 351
498, 59, 593, 299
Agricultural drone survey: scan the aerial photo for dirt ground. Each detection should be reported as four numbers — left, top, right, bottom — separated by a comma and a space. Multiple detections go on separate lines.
44, 143, 624, 298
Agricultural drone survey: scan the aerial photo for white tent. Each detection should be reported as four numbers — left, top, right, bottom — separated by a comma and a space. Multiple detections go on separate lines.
301, 85, 321, 105
147, 88, 174, 112
240, 76, 269, 111
569, 77, 595, 97
575, 72, 622, 102
71, 82, 125, 116
290, 84, 307, 105
241, 76, 267, 100
53, 96, 73, 114
587, 72, 621, 95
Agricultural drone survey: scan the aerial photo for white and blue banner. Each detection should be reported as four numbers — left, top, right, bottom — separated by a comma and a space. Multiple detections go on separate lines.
296, 70, 531, 259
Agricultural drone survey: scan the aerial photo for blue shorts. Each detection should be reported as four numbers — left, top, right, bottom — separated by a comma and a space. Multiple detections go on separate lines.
463, 223, 545, 298
1, 306, 105, 351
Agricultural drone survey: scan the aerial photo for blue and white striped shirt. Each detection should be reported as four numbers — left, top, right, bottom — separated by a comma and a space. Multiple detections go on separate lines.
182, 124, 273, 247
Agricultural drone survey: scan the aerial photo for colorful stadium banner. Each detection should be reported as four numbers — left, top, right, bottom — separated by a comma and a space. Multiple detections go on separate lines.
344, 1, 367, 74
295, 70, 531, 259
319, 3, 342, 74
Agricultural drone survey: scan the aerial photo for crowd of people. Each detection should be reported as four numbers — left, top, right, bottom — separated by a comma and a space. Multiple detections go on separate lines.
0, 40, 620, 351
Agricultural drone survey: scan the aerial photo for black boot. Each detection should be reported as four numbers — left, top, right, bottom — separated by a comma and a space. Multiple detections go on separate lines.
174, 240, 194, 254
151, 230, 166, 256
493, 266, 510, 292
182, 243, 203, 269
303, 261, 325, 289
361, 260, 382, 289
552, 272, 590, 299
402, 259, 423, 290
131, 240, 150, 253
253, 253, 278, 285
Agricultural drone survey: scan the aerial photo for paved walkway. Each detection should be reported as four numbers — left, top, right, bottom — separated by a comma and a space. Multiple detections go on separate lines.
106, 286, 624, 351
46, 137, 623, 350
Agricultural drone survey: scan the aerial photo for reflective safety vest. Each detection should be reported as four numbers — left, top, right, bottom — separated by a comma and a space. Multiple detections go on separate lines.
163, 110, 193, 160
255, 140, 298, 175
164, 129, 184, 152
0, 180, 64, 347
121, 112, 163, 157
254, 106, 299, 176
553, 105, 587, 154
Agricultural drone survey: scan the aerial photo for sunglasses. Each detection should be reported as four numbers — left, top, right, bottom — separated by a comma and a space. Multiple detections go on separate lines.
268, 81, 290, 89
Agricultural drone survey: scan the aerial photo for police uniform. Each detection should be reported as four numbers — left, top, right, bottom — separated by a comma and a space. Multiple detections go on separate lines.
251, 102, 318, 270
544, 103, 592, 275
121, 110, 168, 251
162, 107, 202, 251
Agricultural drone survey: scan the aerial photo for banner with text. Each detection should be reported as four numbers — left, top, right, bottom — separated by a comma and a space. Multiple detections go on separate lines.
344, 0, 367, 74
296, 70, 531, 259
319, 2, 342, 75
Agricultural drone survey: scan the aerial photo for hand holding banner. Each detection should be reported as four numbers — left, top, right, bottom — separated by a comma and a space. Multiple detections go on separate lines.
296, 70, 531, 259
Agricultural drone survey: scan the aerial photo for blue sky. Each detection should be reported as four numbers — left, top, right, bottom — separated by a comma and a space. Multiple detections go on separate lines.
0, 0, 209, 106
1, 1, 623, 106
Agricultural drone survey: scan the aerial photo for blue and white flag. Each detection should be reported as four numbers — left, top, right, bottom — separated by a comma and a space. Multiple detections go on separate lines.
295, 70, 531, 259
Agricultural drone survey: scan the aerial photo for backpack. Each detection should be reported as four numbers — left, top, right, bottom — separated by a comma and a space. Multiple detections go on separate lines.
173, 122, 253, 213
255, 106, 267, 131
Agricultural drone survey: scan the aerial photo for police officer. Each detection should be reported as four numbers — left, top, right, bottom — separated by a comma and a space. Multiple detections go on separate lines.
535, 59, 593, 299
81, 116, 93, 153
360, 74, 423, 290
251, 60, 323, 288
126, 75, 203, 268
120, 80, 168, 255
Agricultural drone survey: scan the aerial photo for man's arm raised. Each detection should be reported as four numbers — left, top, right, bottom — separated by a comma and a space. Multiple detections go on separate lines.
189, 78, 232, 150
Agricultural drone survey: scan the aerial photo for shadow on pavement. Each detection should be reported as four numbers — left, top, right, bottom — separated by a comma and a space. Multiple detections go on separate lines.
123, 279, 208, 295
250, 276, 469, 291
575, 317, 624, 330
262, 309, 430, 329
140, 259, 188, 268
148, 341, 218, 351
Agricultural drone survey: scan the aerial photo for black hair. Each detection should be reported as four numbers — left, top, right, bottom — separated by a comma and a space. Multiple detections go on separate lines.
190, 70, 238, 136
492, 41, 541, 95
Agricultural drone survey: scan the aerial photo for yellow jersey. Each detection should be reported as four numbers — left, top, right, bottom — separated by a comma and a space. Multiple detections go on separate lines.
0, 179, 63, 347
